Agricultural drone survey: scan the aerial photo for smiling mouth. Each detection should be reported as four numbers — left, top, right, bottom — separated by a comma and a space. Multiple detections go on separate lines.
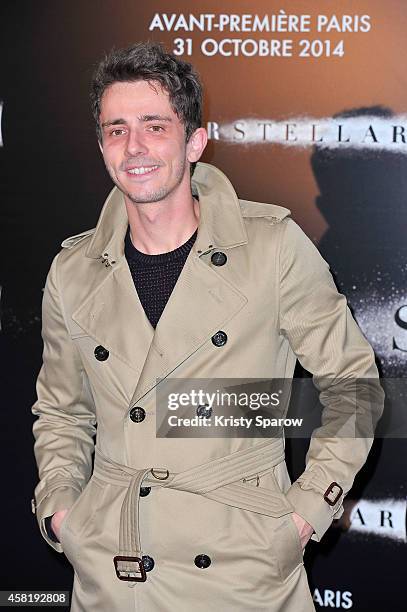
127, 165, 159, 175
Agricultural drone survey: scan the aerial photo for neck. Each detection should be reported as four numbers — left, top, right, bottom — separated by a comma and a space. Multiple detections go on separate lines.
124, 186, 200, 255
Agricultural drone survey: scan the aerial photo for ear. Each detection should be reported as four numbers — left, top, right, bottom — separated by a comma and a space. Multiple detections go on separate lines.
186, 127, 208, 163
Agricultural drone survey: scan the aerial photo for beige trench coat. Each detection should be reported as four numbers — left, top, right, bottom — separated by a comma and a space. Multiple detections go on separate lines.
32, 162, 382, 612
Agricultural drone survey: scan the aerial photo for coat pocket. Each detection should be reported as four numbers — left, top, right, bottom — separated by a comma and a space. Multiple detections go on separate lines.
271, 512, 304, 582
59, 476, 105, 566
256, 466, 304, 581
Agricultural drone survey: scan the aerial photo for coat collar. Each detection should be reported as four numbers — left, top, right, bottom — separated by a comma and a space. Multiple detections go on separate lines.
84, 161, 248, 264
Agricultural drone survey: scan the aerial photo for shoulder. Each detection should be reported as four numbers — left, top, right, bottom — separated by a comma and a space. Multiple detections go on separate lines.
238, 200, 324, 263
51, 227, 97, 286
238, 199, 294, 259
239, 200, 315, 249
239, 198, 291, 224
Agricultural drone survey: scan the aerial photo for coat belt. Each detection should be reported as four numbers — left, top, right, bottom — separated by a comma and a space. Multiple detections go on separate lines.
93, 438, 291, 582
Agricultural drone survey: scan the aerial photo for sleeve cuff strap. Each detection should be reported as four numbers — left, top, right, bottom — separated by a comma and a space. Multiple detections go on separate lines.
285, 481, 343, 542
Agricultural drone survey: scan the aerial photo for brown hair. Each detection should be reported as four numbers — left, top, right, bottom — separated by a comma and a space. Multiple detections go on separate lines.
91, 41, 203, 146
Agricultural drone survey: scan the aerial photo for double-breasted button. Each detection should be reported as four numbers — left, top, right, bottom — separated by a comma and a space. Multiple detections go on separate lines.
211, 331, 227, 347
211, 251, 227, 266
140, 486, 151, 497
194, 554, 211, 569
142, 555, 155, 572
197, 404, 212, 418
94, 345, 109, 361
130, 407, 146, 423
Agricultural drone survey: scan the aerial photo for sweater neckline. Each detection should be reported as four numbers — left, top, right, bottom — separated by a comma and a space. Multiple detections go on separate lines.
124, 226, 198, 266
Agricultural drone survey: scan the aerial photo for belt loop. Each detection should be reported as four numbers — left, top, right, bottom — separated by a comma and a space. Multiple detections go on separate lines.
150, 468, 170, 480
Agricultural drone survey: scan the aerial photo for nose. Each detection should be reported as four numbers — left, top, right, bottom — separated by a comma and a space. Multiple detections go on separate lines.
125, 129, 148, 157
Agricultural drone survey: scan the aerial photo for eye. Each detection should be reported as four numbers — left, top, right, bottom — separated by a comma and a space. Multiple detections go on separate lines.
148, 125, 165, 132
111, 128, 126, 136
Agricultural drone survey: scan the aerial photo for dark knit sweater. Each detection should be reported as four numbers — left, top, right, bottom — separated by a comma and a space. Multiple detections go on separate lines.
124, 225, 198, 328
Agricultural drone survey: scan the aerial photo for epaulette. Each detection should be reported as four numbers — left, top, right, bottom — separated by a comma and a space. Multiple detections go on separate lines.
239, 199, 291, 224
61, 228, 95, 249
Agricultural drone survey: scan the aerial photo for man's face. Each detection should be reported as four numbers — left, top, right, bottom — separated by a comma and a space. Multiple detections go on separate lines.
99, 80, 193, 204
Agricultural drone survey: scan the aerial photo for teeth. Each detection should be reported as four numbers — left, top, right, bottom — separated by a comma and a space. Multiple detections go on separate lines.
128, 166, 158, 175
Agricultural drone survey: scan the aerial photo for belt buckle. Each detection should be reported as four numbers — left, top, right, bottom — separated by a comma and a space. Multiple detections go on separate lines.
323, 482, 343, 506
113, 555, 147, 582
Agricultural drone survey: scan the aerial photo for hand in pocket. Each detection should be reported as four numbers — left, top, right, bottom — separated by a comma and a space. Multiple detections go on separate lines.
291, 512, 314, 549
51, 509, 69, 542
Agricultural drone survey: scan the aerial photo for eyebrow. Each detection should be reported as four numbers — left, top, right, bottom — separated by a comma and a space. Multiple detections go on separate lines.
139, 114, 173, 122
101, 115, 173, 128
101, 118, 127, 128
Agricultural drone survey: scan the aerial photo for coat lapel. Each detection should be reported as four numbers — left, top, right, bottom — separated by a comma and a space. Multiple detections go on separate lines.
71, 187, 155, 376
130, 248, 247, 404
71, 259, 154, 373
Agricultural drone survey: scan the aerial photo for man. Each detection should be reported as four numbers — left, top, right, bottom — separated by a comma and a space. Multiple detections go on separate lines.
32, 42, 382, 611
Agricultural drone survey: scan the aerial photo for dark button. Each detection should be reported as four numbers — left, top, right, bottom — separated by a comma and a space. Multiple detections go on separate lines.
211, 251, 227, 266
142, 555, 155, 572
130, 407, 146, 423
211, 331, 227, 347
140, 486, 151, 497
194, 554, 211, 569
197, 404, 212, 418
94, 345, 109, 361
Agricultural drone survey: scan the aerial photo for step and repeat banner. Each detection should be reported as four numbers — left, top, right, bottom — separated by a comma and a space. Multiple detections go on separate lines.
0, 2, 406, 610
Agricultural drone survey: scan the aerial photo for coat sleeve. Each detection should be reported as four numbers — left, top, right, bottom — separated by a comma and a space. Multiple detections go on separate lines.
32, 253, 96, 552
278, 219, 384, 542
